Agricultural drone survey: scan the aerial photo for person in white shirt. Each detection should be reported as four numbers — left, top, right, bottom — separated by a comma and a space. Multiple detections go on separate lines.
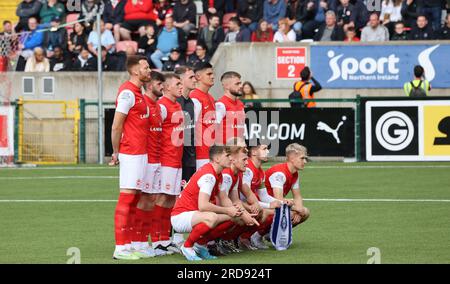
273, 18, 296, 43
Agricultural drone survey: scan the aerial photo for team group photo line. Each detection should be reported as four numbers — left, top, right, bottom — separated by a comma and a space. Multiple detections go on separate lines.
110, 56, 310, 261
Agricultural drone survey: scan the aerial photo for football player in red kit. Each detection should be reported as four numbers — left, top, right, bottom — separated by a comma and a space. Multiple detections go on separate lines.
154, 73, 185, 254
171, 145, 245, 261
190, 62, 217, 170
111, 55, 151, 260
262, 143, 311, 246
215, 71, 246, 145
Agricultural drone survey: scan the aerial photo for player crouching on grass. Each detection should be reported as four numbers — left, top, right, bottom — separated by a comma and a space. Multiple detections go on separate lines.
236, 144, 282, 250
259, 143, 311, 247
170, 145, 245, 261
212, 139, 261, 255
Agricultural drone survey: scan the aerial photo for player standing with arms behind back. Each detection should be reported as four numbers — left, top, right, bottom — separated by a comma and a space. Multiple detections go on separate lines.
153, 74, 185, 254
190, 62, 217, 170
215, 71, 246, 145
110, 55, 151, 260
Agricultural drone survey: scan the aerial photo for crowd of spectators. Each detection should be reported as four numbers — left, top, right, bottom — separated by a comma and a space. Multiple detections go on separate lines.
0, 0, 449, 72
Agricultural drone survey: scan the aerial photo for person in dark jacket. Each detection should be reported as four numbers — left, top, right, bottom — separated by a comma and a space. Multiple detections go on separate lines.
438, 13, 450, 39
83, 46, 119, 71
43, 16, 68, 52
162, 47, 186, 72
173, 0, 197, 34
15, 0, 42, 32
237, 0, 265, 31
197, 14, 225, 57
391, 21, 409, 40
418, 0, 445, 31
187, 42, 211, 67
224, 17, 252, 42
68, 22, 88, 56
314, 10, 345, 41
49, 46, 72, 71
71, 48, 92, 71
408, 15, 436, 40
138, 24, 158, 63
401, 0, 420, 28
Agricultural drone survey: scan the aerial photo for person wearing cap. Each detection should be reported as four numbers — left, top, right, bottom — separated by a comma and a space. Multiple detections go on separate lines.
39, 0, 66, 25
43, 16, 68, 53
162, 47, 186, 72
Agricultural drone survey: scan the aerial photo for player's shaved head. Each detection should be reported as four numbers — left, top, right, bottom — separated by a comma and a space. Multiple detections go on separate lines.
126, 55, 147, 74
163, 73, 181, 86
194, 62, 213, 74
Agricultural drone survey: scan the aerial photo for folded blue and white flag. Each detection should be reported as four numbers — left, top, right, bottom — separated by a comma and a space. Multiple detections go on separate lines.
270, 203, 292, 250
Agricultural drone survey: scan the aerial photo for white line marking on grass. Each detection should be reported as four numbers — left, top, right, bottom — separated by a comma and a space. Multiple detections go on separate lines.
0, 176, 116, 180
0, 199, 449, 203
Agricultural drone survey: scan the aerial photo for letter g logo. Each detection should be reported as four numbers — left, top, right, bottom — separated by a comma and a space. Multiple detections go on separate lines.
375, 111, 414, 151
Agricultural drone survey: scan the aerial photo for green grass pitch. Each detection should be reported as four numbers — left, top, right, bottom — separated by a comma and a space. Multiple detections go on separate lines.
0, 162, 449, 264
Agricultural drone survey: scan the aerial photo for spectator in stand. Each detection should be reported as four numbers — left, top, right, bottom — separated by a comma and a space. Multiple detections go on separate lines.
84, 46, 119, 71
197, 14, 225, 57
15, 0, 42, 32
72, 47, 92, 71
273, 18, 296, 42
314, 10, 345, 41
251, 19, 274, 42
419, 0, 444, 31
438, 13, 450, 39
80, 0, 106, 32
39, 0, 65, 26
150, 16, 186, 70
101, 0, 116, 31
49, 46, 72, 71
202, 0, 226, 23
391, 21, 409, 40
242, 81, 262, 108
43, 16, 67, 54
408, 15, 436, 40
19, 17, 44, 60
224, 17, 252, 43
68, 22, 89, 56
1, 21, 13, 36
299, 0, 328, 40
401, 0, 420, 28
286, 0, 301, 35
361, 13, 390, 42
87, 19, 116, 57
24, 47, 50, 72
237, 0, 265, 32
380, 0, 403, 35
153, 0, 174, 28
111, 0, 127, 42
138, 24, 157, 63
162, 47, 186, 71
337, 0, 368, 34
173, 0, 197, 35
119, 0, 156, 41
263, 0, 287, 31
187, 42, 210, 67
343, 26, 360, 41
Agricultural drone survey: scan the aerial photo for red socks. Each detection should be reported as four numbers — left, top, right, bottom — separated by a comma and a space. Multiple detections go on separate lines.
141, 210, 154, 242
150, 205, 165, 243
128, 192, 141, 242
200, 220, 235, 244
223, 224, 248, 241
132, 208, 146, 243
114, 192, 136, 245
185, 222, 212, 248
160, 207, 173, 242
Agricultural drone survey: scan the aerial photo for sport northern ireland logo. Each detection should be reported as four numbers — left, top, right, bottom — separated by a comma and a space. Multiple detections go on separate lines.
370, 107, 419, 156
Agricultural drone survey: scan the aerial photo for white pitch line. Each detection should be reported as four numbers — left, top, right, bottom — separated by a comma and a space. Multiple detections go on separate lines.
0, 198, 449, 203
0, 176, 117, 180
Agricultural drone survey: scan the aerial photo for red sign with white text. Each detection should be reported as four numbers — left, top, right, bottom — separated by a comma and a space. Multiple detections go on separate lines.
276, 47, 307, 79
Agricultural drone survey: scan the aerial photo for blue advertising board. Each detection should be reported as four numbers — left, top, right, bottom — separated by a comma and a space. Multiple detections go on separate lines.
310, 44, 450, 89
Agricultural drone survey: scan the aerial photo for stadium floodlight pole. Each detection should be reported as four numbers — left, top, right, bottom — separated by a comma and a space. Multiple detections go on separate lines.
96, 13, 104, 164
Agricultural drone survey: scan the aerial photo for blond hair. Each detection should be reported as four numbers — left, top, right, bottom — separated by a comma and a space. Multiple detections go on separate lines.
285, 143, 307, 157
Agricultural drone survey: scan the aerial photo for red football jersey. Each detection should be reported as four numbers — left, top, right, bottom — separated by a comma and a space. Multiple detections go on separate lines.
190, 88, 216, 160
115, 81, 149, 155
215, 95, 245, 145
265, 163, 299, 198
158, 96, 184, 168
144, 95, 162, 164
241, 159, 265, 199
171, 163, 222, 216
220, 167, 240, 196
